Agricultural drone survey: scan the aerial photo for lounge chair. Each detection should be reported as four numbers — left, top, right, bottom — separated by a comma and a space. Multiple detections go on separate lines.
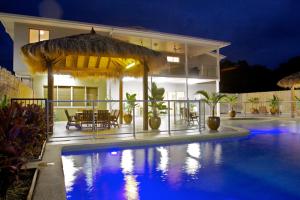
97, 110, 110, 129
64, 109, 79, 130
110, 109, 120, 128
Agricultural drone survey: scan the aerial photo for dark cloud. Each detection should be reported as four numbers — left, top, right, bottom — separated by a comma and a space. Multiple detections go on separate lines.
0, 0, 299, 68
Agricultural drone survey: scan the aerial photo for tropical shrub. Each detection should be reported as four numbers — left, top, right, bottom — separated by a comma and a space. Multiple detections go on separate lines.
0, 102, 46, 198
196, 91, 226, 117
125, 93, 138, 114
224, 95, 238, 111
148, 82, 167, 117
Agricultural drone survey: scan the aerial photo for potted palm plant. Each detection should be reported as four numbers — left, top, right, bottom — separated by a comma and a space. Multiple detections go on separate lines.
268, 95, 280, 115
148, 82, 167, 130
224, 95, 238, 118
124, 92, 138, 124
196, 91, 226, 130
247, 97, 259, 114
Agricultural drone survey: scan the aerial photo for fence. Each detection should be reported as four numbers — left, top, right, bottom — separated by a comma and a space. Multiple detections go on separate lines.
220, 101, 300, 117
9, 99, 206, 142
0, 67, 20, 99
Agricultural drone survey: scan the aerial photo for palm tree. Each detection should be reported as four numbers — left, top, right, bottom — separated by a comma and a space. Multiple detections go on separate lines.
196, 91, 227, 117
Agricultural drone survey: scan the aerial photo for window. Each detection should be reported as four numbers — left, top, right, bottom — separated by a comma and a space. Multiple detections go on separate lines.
73, 87, 85, 106
43, 86, 98, 107
29, 29, 49, 43
57, 86, 71, 107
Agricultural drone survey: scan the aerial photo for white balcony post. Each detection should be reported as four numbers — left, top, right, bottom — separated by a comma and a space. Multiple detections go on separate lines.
216, 48, 221, 116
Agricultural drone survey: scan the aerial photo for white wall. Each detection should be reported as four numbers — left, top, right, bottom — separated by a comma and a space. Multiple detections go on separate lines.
13, 22, 93, 75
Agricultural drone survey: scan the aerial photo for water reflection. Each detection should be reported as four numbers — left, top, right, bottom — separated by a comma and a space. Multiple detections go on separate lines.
156, 147, 169, 174
61, 156, 81, 193
121, 149, 140, 200
214, 144, 222, 165
185, 143, 201, 175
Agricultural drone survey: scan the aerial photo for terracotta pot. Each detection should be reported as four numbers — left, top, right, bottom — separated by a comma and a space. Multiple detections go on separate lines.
149, 116, 161, 130
124, 114, 133, 124
250, 108, 259, 114
270, 108, 278, 115
228, 110, 236, 118
207, 116, 220, 130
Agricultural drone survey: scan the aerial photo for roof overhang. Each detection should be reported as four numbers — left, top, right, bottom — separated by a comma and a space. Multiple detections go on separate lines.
0, 12, 230, 49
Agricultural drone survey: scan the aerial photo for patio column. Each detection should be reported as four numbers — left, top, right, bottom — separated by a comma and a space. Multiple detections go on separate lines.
119, 78, 123, 124
143, 62, 149, 130
291, 85, 295, 118
47, 61, 54, 134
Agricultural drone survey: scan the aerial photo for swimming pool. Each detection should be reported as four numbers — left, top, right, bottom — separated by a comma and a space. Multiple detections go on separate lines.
62, 120, 300, 200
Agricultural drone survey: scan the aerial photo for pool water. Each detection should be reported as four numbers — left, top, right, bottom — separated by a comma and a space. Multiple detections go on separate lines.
62, 120, 300, 200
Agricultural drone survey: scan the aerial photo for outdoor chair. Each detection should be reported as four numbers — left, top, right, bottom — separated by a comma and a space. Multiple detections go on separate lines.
64, 109, 79, 130
183, 108, 199, 125
80, 110, 94, 129
97, 110, 110, 129
110, 109, 120, 128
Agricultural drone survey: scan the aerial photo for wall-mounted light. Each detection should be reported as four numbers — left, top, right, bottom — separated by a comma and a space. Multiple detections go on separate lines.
126, 62, 136, 69
167, 56, 180, 63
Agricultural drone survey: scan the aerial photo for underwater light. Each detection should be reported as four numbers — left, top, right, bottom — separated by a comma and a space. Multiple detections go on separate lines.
126, 62, 135, 69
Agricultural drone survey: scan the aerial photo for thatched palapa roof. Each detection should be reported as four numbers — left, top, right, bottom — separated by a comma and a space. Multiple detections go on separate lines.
277, 72, 300, 89
21, 28, 166, 78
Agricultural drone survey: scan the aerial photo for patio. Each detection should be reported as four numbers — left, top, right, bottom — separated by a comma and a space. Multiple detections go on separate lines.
50, 115, 207, 143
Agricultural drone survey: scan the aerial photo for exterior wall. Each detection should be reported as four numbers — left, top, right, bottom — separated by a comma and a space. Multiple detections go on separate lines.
14, 22, 91, 75
17, 83, 33, 98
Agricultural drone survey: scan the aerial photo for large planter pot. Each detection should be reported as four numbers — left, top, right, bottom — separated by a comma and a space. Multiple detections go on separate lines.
207, 116, 220, 130
270, 108, 278, 115
149, 116, 161, 130
124, 114, 133, 124
250, 108, 259, 114
228, 110, 236, 118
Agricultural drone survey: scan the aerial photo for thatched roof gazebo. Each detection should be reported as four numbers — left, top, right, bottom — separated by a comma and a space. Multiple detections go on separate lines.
21, 28, 166, 131
277, 72, 300, 117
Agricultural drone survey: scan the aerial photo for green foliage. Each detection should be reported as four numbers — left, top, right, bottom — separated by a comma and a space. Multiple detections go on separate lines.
0, 95, 9, 109
247, 97, 260, 108
125, 92, 138, 114
148, 82, 167, 117
0, 102, 47, 198
223, 95, 238, 110
267, 95, 280, 109
196, 90, 227, 117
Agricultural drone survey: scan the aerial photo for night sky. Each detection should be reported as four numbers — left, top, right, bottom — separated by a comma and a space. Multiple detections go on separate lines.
1, 0, 300, 69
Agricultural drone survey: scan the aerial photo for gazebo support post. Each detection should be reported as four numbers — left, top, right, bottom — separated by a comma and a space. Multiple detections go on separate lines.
47, 61, 54, 134
119, 78, 123, 124
143, 62, 149, 130
291, 86, 295, 118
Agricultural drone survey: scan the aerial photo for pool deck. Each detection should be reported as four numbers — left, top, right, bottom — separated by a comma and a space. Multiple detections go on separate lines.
29, 122, 250, 200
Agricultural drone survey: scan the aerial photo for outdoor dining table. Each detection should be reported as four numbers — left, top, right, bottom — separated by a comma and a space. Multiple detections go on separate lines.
75, 110, 111, 130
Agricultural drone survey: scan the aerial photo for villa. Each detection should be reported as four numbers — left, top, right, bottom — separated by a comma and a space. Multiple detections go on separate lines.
1, 10, 300, 200
0, 12, 229, 122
